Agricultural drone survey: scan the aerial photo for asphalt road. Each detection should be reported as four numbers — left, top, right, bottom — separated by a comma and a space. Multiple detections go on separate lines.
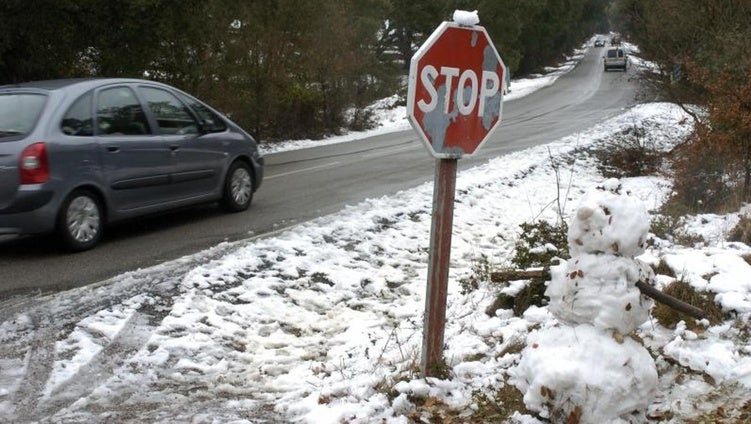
0, 46, 643, 297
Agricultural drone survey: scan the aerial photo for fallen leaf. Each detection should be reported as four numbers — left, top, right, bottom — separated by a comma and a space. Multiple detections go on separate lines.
540, 385, 555, 399
567, 405, 583, 424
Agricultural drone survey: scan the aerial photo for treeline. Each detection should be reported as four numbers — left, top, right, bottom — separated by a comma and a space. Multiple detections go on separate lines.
612, 0, 751, 209
0, 0, 609, 142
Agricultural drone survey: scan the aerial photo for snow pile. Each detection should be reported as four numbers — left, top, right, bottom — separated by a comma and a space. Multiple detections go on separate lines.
452, 10, 479, 26
514, 325, 657, 423
513, 179, 658, 423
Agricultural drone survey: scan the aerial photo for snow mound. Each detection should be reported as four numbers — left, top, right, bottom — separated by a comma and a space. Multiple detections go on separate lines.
512, 324, 658, 423
568, 178, 650, 258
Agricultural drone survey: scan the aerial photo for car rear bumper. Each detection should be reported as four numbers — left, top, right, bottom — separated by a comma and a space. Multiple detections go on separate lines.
604, 61, 627, 70
0, 187, 58, 235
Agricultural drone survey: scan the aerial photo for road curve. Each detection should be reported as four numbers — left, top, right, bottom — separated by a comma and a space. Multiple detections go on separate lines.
0, 45, 642, 297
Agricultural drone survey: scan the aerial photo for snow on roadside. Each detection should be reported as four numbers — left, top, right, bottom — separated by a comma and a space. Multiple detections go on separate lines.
2, 49, 751, 421
5, 101, 749, 424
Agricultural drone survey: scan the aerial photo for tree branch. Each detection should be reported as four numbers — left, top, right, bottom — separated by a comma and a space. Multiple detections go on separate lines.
490, 268, 707, 320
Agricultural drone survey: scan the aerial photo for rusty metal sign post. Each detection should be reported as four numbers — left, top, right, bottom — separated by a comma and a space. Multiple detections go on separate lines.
406, 18, 506, 377
422, 158, 457, 376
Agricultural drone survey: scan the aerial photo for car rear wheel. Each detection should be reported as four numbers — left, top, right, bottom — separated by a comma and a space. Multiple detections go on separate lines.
220, 160, 253, 212
57, 189, 103, 252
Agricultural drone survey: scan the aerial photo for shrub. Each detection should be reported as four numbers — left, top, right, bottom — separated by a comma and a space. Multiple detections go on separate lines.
511, 220, 569, 269
459, 254, 494, 295
650, 214, 683, 240
728, 215, 751, 245
669, 132, 746, 213
651, 208, 706, 247
482, 220, 568, 317
593, 124, 664, 178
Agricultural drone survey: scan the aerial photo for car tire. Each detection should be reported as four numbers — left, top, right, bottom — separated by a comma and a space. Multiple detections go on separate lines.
220, 160, 253, 212
57, 189, 103, 252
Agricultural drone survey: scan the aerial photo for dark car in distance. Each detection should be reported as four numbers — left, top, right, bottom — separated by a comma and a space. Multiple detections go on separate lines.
594, 38, 606, 47
0, 78, 264, 251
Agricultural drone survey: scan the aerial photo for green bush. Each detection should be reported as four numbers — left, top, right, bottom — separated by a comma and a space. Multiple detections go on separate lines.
482, 220, 569, 317
512, 220, 569, 269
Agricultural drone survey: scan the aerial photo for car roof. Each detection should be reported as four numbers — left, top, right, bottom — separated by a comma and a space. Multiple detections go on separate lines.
0, 78, 167, 92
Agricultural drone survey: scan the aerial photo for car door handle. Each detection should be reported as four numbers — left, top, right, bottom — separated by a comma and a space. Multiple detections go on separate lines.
106, 146, 120, 152
169, 144, 180, 151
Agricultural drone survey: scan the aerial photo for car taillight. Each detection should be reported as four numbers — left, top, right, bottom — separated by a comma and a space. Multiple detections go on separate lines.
19, 142, 50, 184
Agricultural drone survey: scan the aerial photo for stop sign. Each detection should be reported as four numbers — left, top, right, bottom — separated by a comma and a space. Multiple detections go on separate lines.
407, 22, 506, 158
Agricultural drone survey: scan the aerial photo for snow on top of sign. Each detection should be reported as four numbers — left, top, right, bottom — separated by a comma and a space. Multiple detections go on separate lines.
452, 10, 479, 26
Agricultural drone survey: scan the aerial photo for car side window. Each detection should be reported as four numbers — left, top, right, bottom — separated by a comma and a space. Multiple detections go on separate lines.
61, 92, 94, 136
138, 86, 199, 135
96, 87, 151, 136
177, 93, 227, 133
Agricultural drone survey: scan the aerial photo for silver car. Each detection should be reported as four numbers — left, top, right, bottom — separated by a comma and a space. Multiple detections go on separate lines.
0, 78, 264, 251
603, 47, 628, 71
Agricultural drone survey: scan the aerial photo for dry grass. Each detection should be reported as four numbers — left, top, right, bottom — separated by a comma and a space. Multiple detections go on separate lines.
727, 216, 751, 245
652, 280, 727, 331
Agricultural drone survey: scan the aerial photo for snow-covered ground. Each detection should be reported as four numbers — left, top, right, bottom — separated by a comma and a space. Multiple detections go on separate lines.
2, 46, 751, 424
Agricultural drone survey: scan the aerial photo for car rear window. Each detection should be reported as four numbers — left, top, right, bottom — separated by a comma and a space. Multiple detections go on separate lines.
0, 93, 47, 139
607, 50, 618, 58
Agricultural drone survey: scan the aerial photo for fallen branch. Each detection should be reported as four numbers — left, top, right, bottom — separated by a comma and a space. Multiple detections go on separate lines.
490, 268, 707, 320
634, 281, 706, 320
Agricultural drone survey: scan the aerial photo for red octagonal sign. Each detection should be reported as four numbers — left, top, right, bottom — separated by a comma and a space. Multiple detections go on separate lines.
407, 22, 506, 158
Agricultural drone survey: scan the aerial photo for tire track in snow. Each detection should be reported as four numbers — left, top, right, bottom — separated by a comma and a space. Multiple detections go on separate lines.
2, 265, 186, 421
1, 239, 269, 422
10, 315, 56, 422
35, 311, 156, 420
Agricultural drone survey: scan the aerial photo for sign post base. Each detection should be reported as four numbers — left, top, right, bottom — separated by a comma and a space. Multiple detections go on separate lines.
421, 158, 458, 377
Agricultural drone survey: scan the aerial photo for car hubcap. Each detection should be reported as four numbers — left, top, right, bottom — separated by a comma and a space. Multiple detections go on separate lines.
231, 167, 251, 206
67, 196, 100, 243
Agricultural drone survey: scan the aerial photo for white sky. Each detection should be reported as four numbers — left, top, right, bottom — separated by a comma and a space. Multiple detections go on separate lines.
2, 40, 751, 423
